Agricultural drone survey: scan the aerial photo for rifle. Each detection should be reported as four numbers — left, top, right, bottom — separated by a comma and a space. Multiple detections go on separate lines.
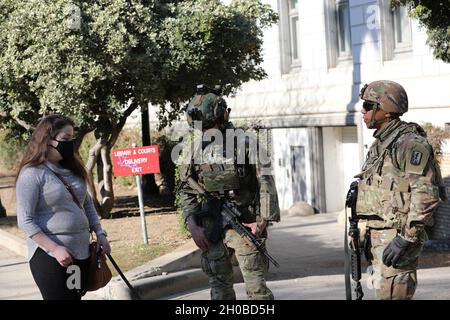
187, 177, 280, 268
344, 181, 364, 300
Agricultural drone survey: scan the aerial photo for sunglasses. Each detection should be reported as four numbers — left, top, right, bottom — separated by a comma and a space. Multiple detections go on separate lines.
362, 101, 379, 111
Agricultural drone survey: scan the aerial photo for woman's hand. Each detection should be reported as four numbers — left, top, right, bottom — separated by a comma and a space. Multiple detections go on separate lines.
53, 245, 73, 267
96, 234, 111, 255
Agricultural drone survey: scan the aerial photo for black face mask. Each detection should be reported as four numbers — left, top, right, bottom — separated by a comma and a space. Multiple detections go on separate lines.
51, 139, 74, 161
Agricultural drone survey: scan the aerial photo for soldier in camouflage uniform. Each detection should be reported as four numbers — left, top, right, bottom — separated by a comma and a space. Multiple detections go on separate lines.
178, 85, 280, 300
356, 80, 447, 300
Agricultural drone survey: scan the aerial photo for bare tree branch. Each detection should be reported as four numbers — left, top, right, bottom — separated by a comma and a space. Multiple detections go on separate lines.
117, 100, 139, 132
13, 116, 36, 131
99, 144, 114, 214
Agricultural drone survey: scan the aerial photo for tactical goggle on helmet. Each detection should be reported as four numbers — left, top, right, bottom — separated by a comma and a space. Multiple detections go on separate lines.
185, 84, 230, 129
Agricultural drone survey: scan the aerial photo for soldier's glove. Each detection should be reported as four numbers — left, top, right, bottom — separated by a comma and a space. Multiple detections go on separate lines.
382, 235, 412, 268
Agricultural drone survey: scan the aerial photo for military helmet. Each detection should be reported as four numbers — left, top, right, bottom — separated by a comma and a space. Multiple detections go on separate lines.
359, 80, 408, 115
186, 84, 229, 129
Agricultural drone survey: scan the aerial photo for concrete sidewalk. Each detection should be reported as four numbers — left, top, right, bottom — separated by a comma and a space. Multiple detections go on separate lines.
165, 212, 450, 300
0, 245, 41, 300
0, 245, 102, 300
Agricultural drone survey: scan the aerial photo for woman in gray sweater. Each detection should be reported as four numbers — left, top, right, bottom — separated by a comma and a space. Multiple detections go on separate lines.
16, 114, 111, 300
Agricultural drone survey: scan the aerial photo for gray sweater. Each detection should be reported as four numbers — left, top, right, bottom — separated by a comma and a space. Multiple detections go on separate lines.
16, 161, 101, 261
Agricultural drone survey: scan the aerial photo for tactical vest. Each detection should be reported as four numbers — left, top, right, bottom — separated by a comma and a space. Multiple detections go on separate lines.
194, 142, 240, 193
190, 128, 260, 217
355, 122, 428, 230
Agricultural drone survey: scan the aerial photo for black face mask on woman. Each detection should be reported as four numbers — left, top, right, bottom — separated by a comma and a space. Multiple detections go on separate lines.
51, 139, 75, 161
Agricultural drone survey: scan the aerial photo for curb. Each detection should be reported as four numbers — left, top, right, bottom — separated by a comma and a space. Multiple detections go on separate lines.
100, 268, 208, 300
99, 266, 244, 300
123, 240, 202, 281
91, 240, 207, 299
0, 227, 213, 300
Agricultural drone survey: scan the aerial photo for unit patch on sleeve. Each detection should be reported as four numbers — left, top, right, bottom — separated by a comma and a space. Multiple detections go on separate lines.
410, 151, 422, 166
405, 143, 430, 175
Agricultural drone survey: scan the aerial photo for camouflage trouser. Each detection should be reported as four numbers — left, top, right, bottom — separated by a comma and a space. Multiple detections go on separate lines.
368, 228, 423, 300
200, 228, 273, 300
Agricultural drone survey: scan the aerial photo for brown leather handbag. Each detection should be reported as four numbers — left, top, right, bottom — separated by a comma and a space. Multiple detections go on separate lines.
87, 241, 112, 291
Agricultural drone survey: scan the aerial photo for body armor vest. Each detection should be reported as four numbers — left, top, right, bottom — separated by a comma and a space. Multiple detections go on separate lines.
190, 128, 259, 221
194, 142, 240, 193
355, 122, 423, 231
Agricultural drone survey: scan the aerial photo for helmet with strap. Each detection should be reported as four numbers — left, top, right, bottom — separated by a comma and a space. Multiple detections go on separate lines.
360, 80, 408, 127
186, 84, 230, 130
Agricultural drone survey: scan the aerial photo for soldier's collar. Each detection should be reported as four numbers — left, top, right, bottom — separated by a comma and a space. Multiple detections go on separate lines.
373, 118, 402, 141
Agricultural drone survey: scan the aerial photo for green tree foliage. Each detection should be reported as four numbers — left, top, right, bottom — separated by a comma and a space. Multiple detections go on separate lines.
0, 0, 277, 217
392, 0, 450, 63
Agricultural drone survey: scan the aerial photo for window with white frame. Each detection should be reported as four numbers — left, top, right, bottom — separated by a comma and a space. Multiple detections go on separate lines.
288, 0, 301, 65
336, 0, 351, 58
279, 0, 301, 73
325, 0, 352, 68
391, 5, 412, 52
380, 1, 412, 60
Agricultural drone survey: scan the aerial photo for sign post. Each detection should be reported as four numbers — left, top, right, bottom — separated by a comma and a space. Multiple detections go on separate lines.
133, 144, 148, 245
112, 144, 161, 245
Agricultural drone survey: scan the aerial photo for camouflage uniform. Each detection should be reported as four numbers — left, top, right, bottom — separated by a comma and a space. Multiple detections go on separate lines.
356, 80, 447, 300
179, 86, 280, 300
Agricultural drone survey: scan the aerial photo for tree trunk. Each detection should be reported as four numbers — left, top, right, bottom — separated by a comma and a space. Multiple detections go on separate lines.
99, 143, 114, 214
96, 154, 104, 206
86, 138, 107, 218
85, 101, 140, 218
86, 138, 114, 219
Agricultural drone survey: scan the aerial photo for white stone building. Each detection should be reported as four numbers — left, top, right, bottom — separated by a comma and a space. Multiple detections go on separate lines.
140, 0, 450, 237
221, 0, 450, 219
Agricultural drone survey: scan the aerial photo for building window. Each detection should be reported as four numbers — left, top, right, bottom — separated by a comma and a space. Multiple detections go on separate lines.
391, 5, 412, 52
381, 1, 412, 60
279, 0, 301, 73
288, 0, 301, 65
336, 0, 351, 58
325, 0, 352, 68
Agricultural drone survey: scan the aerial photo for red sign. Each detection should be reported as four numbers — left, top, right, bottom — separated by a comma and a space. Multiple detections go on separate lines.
112, 145, 160, 176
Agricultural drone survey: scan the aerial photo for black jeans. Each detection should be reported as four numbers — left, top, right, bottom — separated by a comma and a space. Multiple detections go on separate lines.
29, 247, 90, 300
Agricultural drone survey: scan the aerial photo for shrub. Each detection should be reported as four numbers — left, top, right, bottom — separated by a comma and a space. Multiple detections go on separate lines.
0, 128, 27, 172
422, 123, 450, 163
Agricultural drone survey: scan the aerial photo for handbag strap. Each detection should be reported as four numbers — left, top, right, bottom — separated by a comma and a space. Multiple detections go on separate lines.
44, 164, 83, 209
